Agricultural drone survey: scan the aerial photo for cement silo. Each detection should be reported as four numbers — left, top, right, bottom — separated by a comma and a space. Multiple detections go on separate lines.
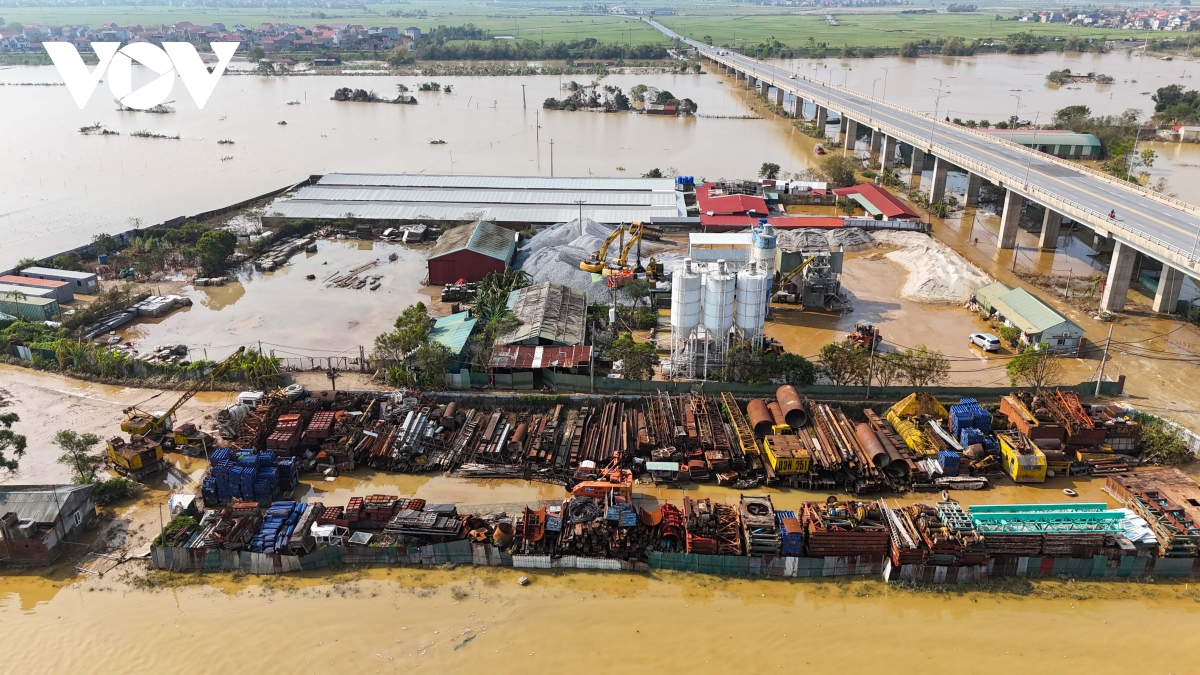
751, 221, 777, 281
701, 260, 735, 374
668, 259, 704, 378
735, 261, 769, 348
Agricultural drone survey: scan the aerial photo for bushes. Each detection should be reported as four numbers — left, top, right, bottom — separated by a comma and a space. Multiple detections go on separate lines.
93, 477, 139, 506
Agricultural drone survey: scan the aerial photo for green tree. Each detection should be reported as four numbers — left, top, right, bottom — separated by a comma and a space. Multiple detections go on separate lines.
247, 45, 265, 61
899, 41, 920, 58
1135, 414, 1191, 465
642, 168, 664, 178
257, 60, 276, 75
820, 154, 858, 188
373, 302, 434, 367
873, 351, 908, 387
898, 344, 950, 387
408, 341, 454, 388
54, 430, 103, 484
0, 413, 27, 472
1006, 343, 1065, 388
818, 342, 870, 386
758, 162, 782, 179
702, 35, 713, 45
620, 278, 650, 307
194, 229, 237, 275
90, 233, 121, 255
607, 332, 657, 381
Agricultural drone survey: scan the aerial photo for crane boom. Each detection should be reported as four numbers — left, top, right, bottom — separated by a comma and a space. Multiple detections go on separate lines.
121, 346, 248, 435
776, 255, 817, 289
612, 222, 644, 270
579, 222, 630, 273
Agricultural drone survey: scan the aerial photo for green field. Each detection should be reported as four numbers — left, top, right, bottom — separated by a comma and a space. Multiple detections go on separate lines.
658, 13, 1150, 49
0, 2, 1161, 51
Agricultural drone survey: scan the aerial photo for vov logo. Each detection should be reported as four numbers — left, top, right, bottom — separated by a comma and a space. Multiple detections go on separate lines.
44, 41, 240, 110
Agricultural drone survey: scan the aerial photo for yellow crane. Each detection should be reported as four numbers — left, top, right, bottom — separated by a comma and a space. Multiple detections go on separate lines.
579, 222, 631, 274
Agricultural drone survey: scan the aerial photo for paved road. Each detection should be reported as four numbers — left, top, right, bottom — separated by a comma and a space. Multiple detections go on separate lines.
651, 20, 1200, 272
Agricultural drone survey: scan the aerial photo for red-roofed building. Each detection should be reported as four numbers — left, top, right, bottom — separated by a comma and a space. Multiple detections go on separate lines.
832, 184, 919, 220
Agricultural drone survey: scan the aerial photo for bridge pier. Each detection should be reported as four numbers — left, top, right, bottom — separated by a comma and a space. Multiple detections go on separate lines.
773, 87, 784, 108
1039, 209, 1063, 249
880, 136, 898, 170
998, 190, 1023, 249
844, 118, 858, 150
964, 172, 982, 206
1153, 266, 1185, 313
911, 147, 925, 174
929, 156, 949, 204
758, 79, 769, 96
869, 129, 882, 155
1100, 242, 1136, 313
839, 116, 848, 134
814, 105, 827, 135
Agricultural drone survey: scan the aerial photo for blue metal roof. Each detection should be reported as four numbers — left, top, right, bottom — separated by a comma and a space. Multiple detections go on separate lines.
430, 311, 477, 358
428, 220, 517, 263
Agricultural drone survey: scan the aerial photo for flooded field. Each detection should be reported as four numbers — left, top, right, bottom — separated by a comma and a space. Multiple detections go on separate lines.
0, 67, 802, 269
118, 239, 428, 361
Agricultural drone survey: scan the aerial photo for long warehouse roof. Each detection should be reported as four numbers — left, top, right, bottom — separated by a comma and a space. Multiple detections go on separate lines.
317, 173, 679, 192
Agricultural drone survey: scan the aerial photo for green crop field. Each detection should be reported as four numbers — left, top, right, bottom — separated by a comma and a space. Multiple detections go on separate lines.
0, 2, 1161, 51
658, 12, 1152, 49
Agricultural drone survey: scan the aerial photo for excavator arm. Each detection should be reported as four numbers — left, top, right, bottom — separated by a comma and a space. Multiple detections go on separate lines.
612, 222, 644, 270
579, 223, 629, 273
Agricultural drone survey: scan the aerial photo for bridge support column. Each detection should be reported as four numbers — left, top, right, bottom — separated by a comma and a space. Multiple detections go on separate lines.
911, 148, 925, 174
964, 172, 982, 206
880, 136, 898, 170
1038, 209, 1063, 249
929, 156, 949, 204
844, 118, 858, 150
839, 116, 848, 134
1100, 242, 1136, 313
773, 87, 784, 108
869, 129, 882, 155
1153, 266, 1185, 314
758, 79, 769, 96
998, 190, 1023, 249
813, 105, 827, 136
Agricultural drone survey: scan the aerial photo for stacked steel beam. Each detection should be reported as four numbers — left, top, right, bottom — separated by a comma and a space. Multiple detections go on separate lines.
802, 501, 889, 557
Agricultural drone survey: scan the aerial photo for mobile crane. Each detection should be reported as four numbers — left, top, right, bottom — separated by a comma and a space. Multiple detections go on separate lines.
110, 347, 247, 478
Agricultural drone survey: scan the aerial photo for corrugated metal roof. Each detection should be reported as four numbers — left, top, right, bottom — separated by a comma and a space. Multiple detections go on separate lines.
974, 281, 1012, 313
498, 282, 588, 346
430, 311, 477, 357
427, 220, 517, 263
0, 484, 93, 524
832, 184, 919, 219
318, 173, 679, 192
991, 288, 1082, 336
20, 267, 96, 281
979, 130, 1101, 147
293, 186, 681, 207
268, 201, 683, 225
690, 233, 752, 246
0, 283, 56, 299
488, 345, 591, 369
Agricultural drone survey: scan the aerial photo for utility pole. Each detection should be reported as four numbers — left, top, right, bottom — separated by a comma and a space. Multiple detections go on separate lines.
1012, 246, 1019, 272
865, 336, 877, 398
521, 84, 526, 110
535, 109, 540, 142
550, 138, 555, 177
1064, 269, 1073, 298
1095, 324, 1113, 397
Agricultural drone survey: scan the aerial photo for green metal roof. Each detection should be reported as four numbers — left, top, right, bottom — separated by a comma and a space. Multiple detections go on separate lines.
430, 311, 477, 358
847, 193, 883, 217
973, 281, 1012, 313
990, 288, 1082, 337
427, 220, 517, 263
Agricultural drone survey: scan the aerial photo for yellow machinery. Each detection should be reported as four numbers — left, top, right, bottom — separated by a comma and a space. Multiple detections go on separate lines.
603, 222, 645, 276
998, 431, 1047, 483
579, 222, 631, 273
172, 422, 214, 457
774, 255, 817, 295
763, 435, 811, 475
119, 346, 246, 451
106, 435, 166, 481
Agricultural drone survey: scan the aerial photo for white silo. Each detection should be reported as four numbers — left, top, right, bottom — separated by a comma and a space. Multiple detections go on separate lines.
669, 259, 704, 379
702, 260, 735, 335
735, 261, 769, 347
751, 223, 777, 281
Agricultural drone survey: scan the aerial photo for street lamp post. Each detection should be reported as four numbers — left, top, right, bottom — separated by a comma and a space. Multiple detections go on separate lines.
1023, 111, 1042, 185
1008, 92, 1022, 126
928, 79, 950, 147
880, 66, 890, 100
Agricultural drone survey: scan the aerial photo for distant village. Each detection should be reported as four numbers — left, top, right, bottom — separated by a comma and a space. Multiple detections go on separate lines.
0, 20, 424, 53
1025, 8, 1199, 31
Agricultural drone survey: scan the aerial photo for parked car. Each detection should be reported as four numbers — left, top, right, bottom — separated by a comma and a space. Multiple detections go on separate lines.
969, 332, 1002, 352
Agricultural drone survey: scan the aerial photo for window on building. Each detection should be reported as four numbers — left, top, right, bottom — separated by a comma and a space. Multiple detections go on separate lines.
74, 511, 82, 526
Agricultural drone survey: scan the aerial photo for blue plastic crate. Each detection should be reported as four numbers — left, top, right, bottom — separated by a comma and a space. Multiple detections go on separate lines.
938, 450, 961, 473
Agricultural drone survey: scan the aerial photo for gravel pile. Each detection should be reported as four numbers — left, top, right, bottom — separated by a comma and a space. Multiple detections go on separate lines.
876, 231, 992, 303
775, 228, 873, 252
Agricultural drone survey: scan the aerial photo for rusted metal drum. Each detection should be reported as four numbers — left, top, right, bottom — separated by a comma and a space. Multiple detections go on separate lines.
855, 423, 890, 469
747, 399, 774, 436
776, 385, 808, 428
767, 401, 787, 426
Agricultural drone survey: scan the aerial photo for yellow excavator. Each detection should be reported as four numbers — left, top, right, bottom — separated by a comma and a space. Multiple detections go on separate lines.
580, 222, 645, 274
111, 346, 246, 477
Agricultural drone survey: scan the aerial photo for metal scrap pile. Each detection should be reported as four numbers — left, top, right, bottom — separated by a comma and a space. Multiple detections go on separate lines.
802, 500, 889, 558
970, 503, 1127, 558
739, 495, 781, 556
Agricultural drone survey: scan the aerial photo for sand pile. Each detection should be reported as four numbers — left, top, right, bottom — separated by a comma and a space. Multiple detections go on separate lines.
871, 230, 992, 304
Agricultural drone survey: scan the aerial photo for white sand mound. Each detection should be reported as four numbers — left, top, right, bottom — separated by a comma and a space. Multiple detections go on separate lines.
873, 231, 992, 303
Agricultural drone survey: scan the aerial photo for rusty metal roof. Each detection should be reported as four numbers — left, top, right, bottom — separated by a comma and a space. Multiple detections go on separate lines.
489, 345, 591, 369
497, 282, 588, 346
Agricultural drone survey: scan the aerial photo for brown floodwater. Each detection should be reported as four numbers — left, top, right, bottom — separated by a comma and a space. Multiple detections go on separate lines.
117, 239, 429, 361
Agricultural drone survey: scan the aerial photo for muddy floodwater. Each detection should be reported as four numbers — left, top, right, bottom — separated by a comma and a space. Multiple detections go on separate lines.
118, 239, 428, 361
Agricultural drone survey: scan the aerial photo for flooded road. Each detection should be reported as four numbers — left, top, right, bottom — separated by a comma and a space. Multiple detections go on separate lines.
119, 239, 429, 361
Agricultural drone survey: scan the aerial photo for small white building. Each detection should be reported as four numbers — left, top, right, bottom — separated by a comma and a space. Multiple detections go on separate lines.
20, 267, 99, 294
688, 233, 751, 263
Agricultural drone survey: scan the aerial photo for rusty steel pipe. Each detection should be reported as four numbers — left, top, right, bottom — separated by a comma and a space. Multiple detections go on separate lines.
746, 399, 774, 436
855, 423, 890, 469
776, 385, 808, 428
767, 401, 787, 426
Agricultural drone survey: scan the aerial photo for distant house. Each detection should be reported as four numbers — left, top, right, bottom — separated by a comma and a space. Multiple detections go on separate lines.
978, 129, 1102, 159
974, 282, 1084, 352
429, 311, 477, 373
382, 27, 400, 38
0, 484, 96, 565
832, 184, 919, 220
20, 266, 99, 294
405, 26, 422, 40
425, 220, 517, 285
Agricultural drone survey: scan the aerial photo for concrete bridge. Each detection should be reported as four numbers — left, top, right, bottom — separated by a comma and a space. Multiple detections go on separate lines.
649, 20, 1200, 314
